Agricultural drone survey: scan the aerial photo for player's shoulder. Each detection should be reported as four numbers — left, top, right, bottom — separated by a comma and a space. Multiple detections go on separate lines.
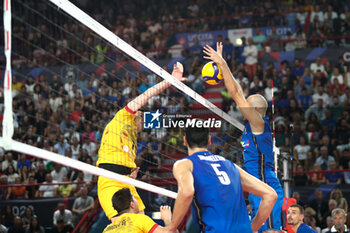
298, 223, 317, 233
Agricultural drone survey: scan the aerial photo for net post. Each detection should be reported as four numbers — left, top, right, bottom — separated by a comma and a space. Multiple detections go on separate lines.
2, 0, 14, 150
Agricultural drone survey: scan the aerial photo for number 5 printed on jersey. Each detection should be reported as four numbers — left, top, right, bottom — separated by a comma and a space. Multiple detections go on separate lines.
210, 163, 231, 185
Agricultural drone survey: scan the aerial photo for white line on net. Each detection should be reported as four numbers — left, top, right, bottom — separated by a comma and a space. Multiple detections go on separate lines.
49, 0, 244, 131
2, 139, 177, 199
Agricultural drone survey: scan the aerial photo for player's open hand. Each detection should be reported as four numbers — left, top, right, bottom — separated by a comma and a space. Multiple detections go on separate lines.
172, 62, 187, 82
130, 167, 139, 179
203, 42, 225, 66
160, 205, 172, 225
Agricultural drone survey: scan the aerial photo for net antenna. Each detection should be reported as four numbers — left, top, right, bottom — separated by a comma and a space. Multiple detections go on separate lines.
2, 0, 14, 150
48, 0, 244, 131
271, 80, 279, 174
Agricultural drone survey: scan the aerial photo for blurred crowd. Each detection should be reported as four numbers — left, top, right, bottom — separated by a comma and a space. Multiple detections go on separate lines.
9, 0, 350, 68
0, 0, 350, 232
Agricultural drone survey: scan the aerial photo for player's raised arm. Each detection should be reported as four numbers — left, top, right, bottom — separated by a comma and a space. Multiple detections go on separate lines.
235, 165, 277, 232
127, 63, 185, 112
203, 43, 264, 133
167, 159, 194, 233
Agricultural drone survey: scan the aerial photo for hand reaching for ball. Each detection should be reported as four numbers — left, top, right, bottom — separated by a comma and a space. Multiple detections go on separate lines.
203, 42, 225, 66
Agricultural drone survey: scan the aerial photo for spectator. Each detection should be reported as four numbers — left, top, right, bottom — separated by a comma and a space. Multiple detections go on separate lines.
326, 208, 349, 233
303, 207, 321, 233
305, 99, 326, 122
310, 57, 326, 77
81, 136, 97, 158
17, 154, 31, 171
268, 26, 282, 51
6, 165, 19, 185
253, 27, 267, 52
36, 173, 58, 198
64, 76, 74, 93
242, 37, 258, 81
60, 115, 76, 133
316, 146, 336, 170
294, 164, 309, 186
223, 38, 235, 64
54, 135, 70, 156
330, 67, 345, 85
22, 207, 34, 228
51, 163, 68, 182
70, 137, 80, 159
53, 203, 73, 228
71, 171, 85, 196
8, 216, 24, 233
298, 88, 313, 110
2, 205, 15, 228
292, 59, 305, 78
321, 216, 333, 233
51, 219, 73, 233
25, 216, 45, 233
264, 78, 279, 102
34, 162, 47, 184
294, 135, 311, 170
221, 87, 233, 112
25, 176, 37, 199
330, 189, 348, 213
322, 199, 338, 228
329, 96, 344, 120
311, 5, 325, 24
58, 176, 72, 198
284, 31, 295, 51
325, 161, 342, 184
138, 146, 161, 180
2, 152, 18, 172
72, 186, 94, 226
309, 163, 326, 185
7, 177, 27, 199
312, 86, 330, 107
25, 76, 35, 95
323, 5, 338, 29
293, 25, 307, 49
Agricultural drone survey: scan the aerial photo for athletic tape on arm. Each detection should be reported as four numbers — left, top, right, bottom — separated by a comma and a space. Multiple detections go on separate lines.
49, 0, 244, 131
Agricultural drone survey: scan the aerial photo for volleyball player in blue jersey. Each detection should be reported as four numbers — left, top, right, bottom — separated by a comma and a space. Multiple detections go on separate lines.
203, 42, 284, 233
167, 123, 277, 233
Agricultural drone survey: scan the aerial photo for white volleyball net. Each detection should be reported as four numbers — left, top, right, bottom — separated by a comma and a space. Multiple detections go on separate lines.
1, 0, 247, 204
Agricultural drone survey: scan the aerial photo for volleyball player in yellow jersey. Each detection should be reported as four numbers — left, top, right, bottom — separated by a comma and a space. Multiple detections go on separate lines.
102, 188, 177, 233
97, 63, 184, 221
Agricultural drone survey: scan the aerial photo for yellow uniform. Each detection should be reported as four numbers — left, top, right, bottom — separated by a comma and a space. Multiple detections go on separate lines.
102, 213, 158, 233
97, 106, 145, 219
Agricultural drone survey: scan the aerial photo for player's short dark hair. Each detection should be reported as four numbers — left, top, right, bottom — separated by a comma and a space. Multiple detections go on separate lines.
112, 188, 132, 213
185, 120, 209, 149
290, 204, 304, 215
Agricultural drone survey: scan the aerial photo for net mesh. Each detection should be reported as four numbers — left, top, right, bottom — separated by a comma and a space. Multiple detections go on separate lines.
1, 0, 245, 209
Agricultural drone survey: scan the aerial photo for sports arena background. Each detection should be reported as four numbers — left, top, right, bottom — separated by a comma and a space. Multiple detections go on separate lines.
1, 0, 350, 232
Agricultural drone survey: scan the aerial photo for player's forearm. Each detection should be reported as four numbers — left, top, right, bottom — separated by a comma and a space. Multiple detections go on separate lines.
217, 60, 244, 102
168, 191, 193, 231
251, 192, 277, 232
127, 80, 170, 112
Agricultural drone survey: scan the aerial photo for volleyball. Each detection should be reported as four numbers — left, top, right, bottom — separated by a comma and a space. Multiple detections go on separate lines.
201, 61, 223, 85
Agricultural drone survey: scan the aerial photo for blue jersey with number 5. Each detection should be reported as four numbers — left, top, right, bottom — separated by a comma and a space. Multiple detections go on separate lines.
185, 151, 252, 233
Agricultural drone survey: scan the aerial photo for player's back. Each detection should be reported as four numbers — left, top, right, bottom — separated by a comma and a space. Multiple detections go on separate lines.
186, 151, 252, 233
102, 213, 157, 233
241, 117, 276, 180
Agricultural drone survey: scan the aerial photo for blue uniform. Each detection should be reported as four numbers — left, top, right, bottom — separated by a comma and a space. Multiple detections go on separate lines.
185, 151, 252, 233
241, 117, 284, 232
297, 223, 317, 233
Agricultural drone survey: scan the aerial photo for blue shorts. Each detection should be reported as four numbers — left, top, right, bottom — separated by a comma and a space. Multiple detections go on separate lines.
248, 178, 284, 232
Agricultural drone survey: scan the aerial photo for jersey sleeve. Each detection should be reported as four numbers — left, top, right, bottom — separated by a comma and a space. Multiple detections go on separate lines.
136, 214, 159, 233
